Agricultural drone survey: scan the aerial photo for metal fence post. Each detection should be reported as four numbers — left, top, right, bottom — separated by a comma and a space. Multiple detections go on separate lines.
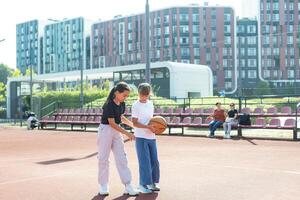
238, 97, 242, 113
294, 103, 299, 141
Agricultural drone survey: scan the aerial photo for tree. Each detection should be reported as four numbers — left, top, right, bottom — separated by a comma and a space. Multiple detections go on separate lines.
11, 69, 22, 77
25, 68, 36, 76
254, 81, 272, 95
0, 63, 13, 84
0, 82, 6, 103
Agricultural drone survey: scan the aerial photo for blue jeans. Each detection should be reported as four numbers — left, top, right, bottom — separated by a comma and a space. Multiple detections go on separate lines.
135, 138, 160, 186
209, 120, 223, 136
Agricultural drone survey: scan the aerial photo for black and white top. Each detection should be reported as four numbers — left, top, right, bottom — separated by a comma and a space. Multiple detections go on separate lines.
101, 101, 125, 124
227, 109, 238, 118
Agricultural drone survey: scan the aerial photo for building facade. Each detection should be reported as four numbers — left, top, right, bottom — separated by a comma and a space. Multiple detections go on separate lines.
91, 5, 236, 92
260, 0, 300, 87
43, 17, 90, 74
237, 18, 259, 94
16, 20, 43, 74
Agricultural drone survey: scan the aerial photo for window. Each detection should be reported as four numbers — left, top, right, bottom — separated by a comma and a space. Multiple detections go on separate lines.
240, 37, 245, 45
273, 48, 279, 56
264, 70, 270, 78
224, 25, 231, 34
128, 43, 132, 51
164, 15, 169, 23
272, 14, 279, 22
247, 25, 256, 33
225, 82, 232, 89
99, 56, 105, 68
225, 70, 232, 78
193, 37, 200, 44
240, 48, 245, 56
247, 36, 256, 45
224, 36, 231, 45
181, 48, 190, 56
266, 2, 270, 10
263, 36, 270, 45
248, 48, 256, 56
273, 2, 279, 10
206, 52, 211, 62
118, 22, 125, 55
194, 48, 200, 56
288, 70, 295, 78
193, 25, 199, 33
50, 54, 55, 72
164, 38, 169, 46
192, 14, 199, 22
179, 14, 188, 22
224, 13, 231, 22
248, 59, 257, 68
248, 70, 257, 79
155, 28, 161, 36
180, 37, 189, 44
287, 36, 293, 45
180, 25, 189, 33
65, 24, 71, 53
164, 26, 169, 34
239, 59, 245, 67
238, 25, 244, 33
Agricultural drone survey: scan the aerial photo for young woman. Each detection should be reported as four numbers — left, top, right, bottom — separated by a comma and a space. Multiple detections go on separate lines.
223, 103, 238, 139
97, 82, 139, 196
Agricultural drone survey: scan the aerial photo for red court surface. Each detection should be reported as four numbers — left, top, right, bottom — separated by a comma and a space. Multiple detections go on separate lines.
0, 126, 300, 200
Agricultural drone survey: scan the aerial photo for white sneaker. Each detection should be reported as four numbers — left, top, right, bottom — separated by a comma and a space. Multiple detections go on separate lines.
139, 185, 153, 194
147, 183, 160, 191
124, 184, 139, 196
99, 184, 109, 196
224, 134, 231, 139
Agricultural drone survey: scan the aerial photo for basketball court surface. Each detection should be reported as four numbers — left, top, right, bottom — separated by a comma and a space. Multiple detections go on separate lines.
0, 126, 299, 200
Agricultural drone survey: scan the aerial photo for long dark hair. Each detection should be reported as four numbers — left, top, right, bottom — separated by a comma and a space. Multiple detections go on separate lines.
103, 82, 130, 108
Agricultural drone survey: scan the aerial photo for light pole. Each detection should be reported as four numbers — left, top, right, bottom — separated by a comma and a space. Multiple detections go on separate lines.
29, 42, 33, 111
294, 67, 297, 95
80, 57, 84, 108
145, 0, 151, 84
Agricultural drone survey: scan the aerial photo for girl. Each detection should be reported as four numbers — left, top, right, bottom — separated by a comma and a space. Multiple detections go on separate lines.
132, 83, 160, 193
223, 103, 238, 139
97, 82, 139, 196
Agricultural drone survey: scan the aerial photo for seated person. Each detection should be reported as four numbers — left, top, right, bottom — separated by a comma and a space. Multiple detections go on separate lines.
208, 102, 226, 138
223, 103, 238, 139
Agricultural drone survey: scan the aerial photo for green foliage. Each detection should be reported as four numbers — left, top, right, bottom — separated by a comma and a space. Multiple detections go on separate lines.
25, 68, 36, 76
254, 81, 272, 95
0, 107, 6, 118
35, 89, 110, 109
10, 69, 22, 77
0, 82, 5, 103
0, 63, 13, 84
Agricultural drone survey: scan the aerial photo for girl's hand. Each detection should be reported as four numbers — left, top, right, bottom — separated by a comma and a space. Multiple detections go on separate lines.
125, 132, 135, 141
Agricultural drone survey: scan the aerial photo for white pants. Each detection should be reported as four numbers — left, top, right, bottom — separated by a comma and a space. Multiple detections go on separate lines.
223, 118, 238, 135
97, 124, 132, 185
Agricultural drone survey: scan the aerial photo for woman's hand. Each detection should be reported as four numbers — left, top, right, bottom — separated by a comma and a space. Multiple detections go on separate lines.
125, 132, 135, 141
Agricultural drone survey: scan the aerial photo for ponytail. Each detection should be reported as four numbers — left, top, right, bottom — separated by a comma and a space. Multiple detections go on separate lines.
103, 82, 130, 108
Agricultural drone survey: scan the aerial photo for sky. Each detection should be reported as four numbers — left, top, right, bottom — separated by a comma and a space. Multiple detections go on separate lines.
0, 0, 259, 70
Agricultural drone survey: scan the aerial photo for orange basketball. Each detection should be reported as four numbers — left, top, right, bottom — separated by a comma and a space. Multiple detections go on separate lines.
149, 116, 167, 134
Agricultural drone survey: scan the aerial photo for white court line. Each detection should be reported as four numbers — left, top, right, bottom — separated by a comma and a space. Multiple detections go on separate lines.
219, 165, 300, 175
0, 169, 97, 186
